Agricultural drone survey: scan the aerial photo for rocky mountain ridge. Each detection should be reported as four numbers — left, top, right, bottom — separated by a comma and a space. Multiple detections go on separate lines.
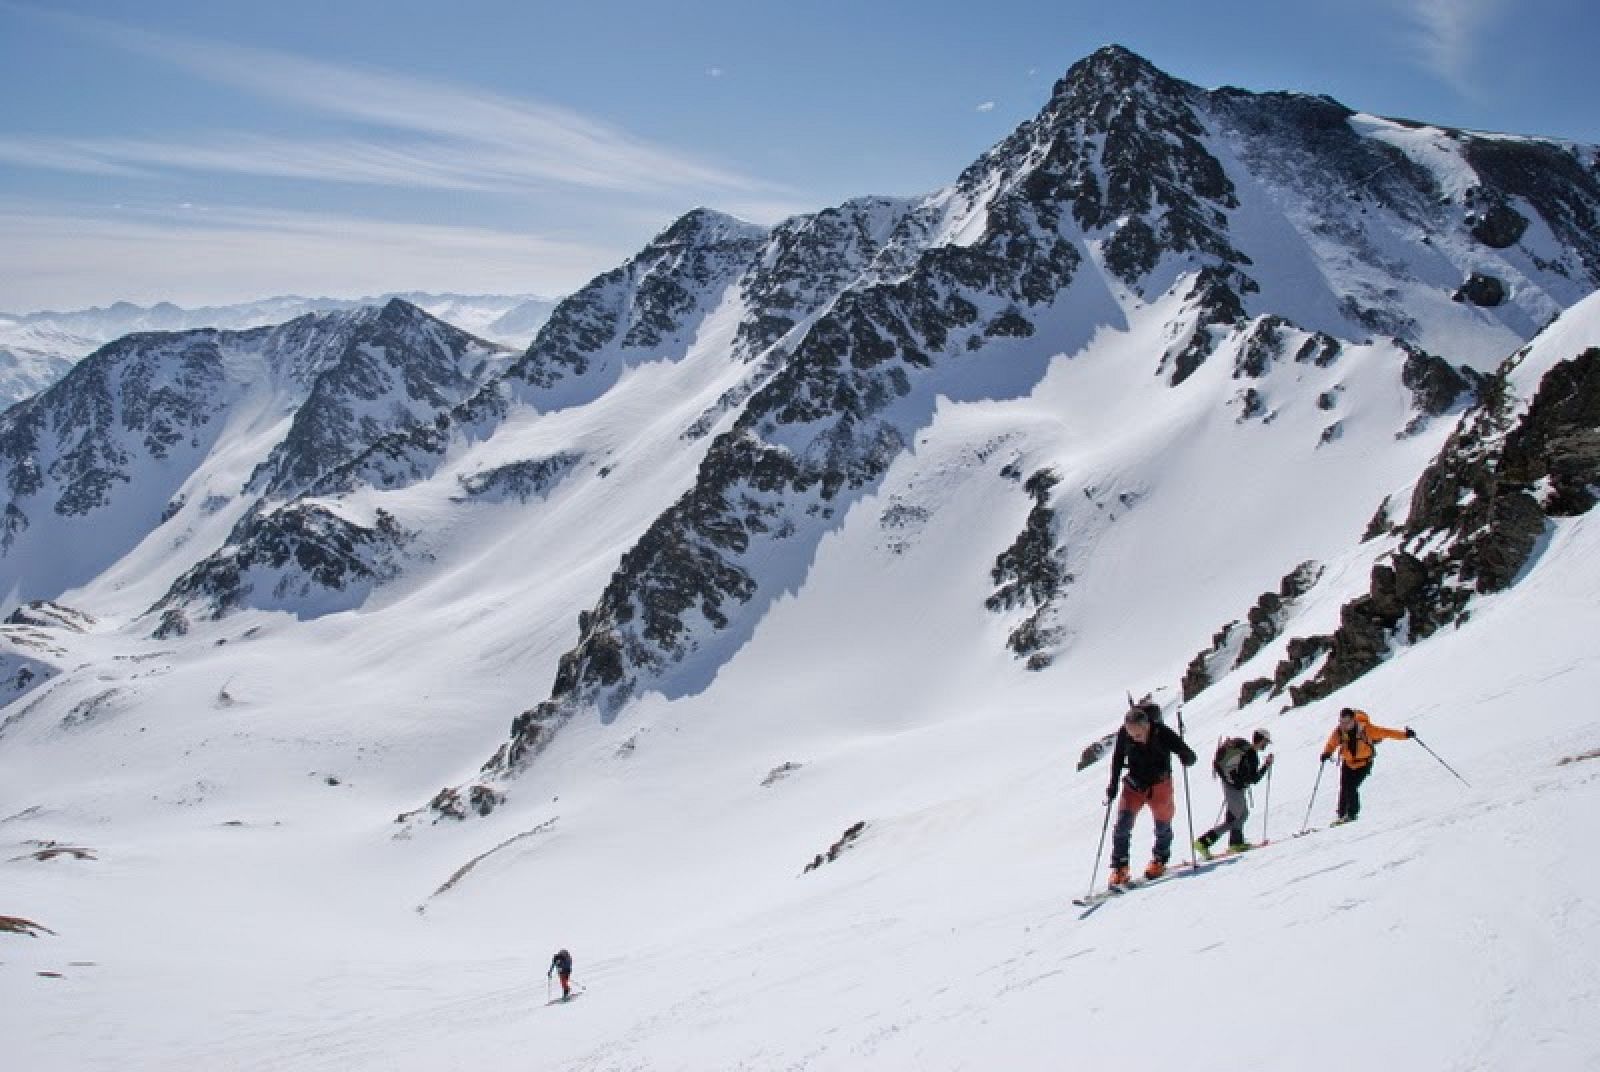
0, 300, 511, 612
0, 291, 555, 409
450, 46, 1600, 798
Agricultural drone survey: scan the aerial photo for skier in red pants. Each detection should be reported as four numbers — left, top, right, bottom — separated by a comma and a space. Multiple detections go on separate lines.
1105, 703, 1197, 885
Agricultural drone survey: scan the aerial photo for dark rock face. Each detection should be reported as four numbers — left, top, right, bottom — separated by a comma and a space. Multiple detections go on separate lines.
4, 601, 95, 632
733, 198, 916, 362
1252, 634, 1334, 707
1288, 346, 1600, 705
1182, 620, 1240, 702
1181, 561, 1322, 701
1467, 198, 1529, 249
0, 332, 229, 522
1463, 138, 1600, 274
1038, 47, 1242, 279
1400, 344, 1482, 418
248, 300, 506, 501
426, 784, 506, 820
1235, 316, 1291, 379
1239, 562, 1324, 665
1168, 268, 1251, 386
802, 820, 867, 873
1454, 273, 1507, 307
153, 504, 414, 631
453, 453, 583, 504
507, 209, 769, 398
986, 469, 1066, 669
1297, 334, 1343, 368
1362, 496, 1394, 541
1077, 731, 1118, 771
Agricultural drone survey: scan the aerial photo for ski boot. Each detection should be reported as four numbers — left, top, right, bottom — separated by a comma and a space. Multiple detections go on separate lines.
1144, 859, 1167, 881
1194, 837, 1213, 862
1108, 865, 1131, 887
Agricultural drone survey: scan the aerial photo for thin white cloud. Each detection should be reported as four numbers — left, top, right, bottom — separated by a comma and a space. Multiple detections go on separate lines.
1397, 0, 1508, 96
706, 67, 725, 78
976, 101, 997, 113
0, 200, 627, 309
0, 137, 154, 178
17, 8, 790, 199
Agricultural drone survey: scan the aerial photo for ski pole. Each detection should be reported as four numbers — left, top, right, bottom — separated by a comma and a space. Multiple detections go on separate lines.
1176, 707, 1199, 868
1300, 757, 1326, 834
1084, 795, 1114, 899
1413, 734, 1470, 787
1260, 763, 1273, 844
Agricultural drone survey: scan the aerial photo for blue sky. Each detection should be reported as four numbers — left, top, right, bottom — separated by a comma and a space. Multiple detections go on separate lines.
1, 0, 1594, 312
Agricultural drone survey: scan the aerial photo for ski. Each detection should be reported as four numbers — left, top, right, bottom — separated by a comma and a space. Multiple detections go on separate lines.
1072, 873, 1176, 906
1073, 855, 1247, 908
1073, 886, 1128, 907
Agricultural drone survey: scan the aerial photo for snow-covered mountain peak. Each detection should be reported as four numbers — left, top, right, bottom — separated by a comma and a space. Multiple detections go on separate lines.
1046, 43, 1182, 108
648, 206, 769, 250
0, 302, 511, 617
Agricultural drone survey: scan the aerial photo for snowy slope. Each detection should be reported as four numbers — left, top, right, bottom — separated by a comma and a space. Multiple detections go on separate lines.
2, 46, 1600, 1071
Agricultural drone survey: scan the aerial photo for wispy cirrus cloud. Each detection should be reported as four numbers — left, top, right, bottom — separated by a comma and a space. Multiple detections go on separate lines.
1395, 0, 1508, 97
10, 7, 790, 199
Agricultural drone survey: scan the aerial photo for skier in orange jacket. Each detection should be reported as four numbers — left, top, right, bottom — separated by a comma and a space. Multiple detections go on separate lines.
1321, 708, 1413, 824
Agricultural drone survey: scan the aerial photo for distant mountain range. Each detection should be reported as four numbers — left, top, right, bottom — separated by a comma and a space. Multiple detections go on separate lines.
0, 291, 558, 408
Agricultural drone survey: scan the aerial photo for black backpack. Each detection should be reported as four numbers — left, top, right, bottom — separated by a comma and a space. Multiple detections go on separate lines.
1213, 737, 1251, 785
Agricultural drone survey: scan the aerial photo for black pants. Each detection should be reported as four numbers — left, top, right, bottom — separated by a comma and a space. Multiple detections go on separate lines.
1337, 762, 1373, 820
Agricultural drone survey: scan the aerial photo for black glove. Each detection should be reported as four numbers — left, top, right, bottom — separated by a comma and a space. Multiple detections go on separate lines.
1105, 784, 1117, 802
1405, 727, 1416, 738
1262, 754, 1274, 771
1320, 752, 1332, 764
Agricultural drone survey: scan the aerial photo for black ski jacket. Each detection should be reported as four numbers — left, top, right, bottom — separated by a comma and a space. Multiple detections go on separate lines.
1107, 722, 1197, 795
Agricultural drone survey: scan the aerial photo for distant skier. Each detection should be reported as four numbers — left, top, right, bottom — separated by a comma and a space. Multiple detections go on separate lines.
1321, 708, 1413, 824
548, 948, 574, 999
1195, 729, 1273, 859
1105, 702, 1197, 885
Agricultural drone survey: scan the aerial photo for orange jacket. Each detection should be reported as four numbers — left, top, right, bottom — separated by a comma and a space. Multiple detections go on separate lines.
1323, 712, 1407, 769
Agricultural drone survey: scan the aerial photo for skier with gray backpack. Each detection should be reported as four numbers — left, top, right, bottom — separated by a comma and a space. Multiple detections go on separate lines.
1195, 729, 1273, 859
